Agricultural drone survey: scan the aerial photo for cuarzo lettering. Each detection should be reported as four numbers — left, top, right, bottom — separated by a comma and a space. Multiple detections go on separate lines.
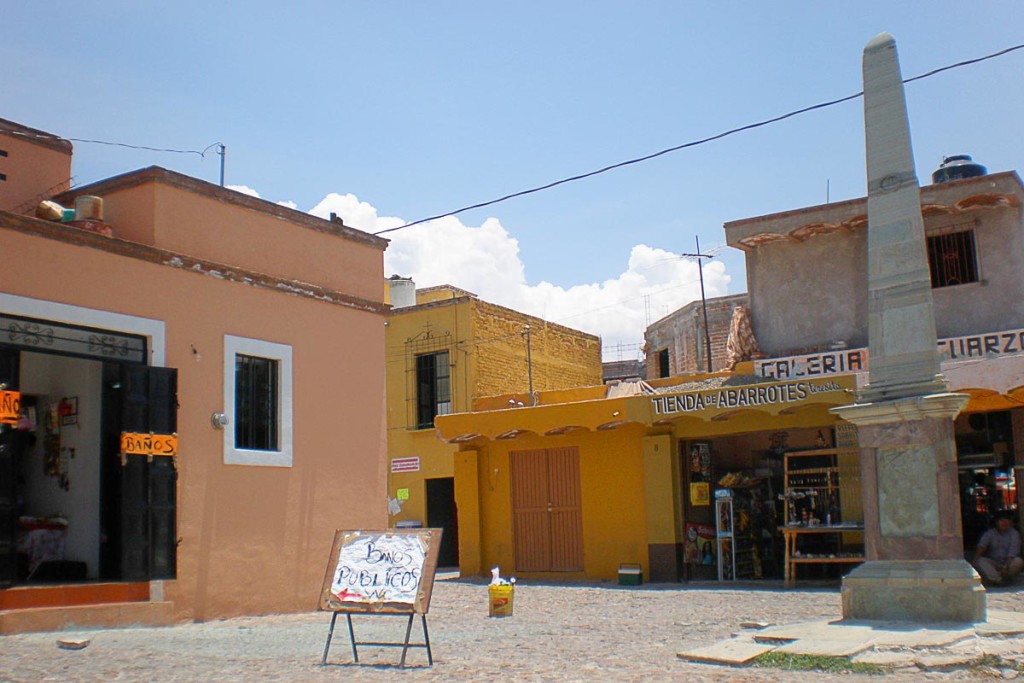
938, 330, 1024, 361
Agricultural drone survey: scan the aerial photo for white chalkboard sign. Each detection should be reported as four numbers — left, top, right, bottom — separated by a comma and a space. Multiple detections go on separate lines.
319, 529, 442, 615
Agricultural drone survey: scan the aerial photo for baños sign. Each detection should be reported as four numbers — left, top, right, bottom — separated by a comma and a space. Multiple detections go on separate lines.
319, 529, 442, 615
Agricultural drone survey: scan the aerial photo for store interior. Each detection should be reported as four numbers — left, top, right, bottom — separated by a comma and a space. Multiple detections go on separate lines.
8, 350, 121, 584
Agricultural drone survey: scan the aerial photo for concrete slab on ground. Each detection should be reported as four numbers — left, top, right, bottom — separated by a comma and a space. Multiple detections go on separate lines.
866, 625, 974, 647
977, 610, 1024, 635
914, 652, 979, 669
677, 638, 773, 665
851, 650, 919, 666
773, 638, 874, 657
754, 620, 877, 643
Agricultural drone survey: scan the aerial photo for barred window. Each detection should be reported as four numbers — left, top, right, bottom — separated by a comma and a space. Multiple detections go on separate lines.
224, 335, 293, 467
416, 350, 451, 429
235, 354, 279, 451
927, 229, 978, 288
658, 349, 670, 378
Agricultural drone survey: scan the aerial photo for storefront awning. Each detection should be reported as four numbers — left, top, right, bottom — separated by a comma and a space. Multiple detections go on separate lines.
435, 375, 858, 444
945, 354, 1024, 413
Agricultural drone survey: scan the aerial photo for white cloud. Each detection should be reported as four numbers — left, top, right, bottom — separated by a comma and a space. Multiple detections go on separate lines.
257, 187, 733, 361
312, 194, 731, 362
277, 200, 298, 210
227, 184, 261, 198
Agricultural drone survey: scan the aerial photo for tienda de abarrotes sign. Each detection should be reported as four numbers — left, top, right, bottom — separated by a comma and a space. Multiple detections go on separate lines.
650, 376, 854, 419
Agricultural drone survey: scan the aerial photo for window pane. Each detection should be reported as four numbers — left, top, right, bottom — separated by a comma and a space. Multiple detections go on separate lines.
235, 354, 279, 450
928, 230, 978, 288
415, 350, 451, 429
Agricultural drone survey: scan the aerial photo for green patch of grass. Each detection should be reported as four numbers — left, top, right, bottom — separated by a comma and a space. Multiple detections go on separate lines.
970, 653, 1004, 670
751, 651, 887, 675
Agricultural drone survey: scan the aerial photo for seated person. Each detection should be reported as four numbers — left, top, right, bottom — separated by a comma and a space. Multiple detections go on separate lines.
972, 511, 1023, 585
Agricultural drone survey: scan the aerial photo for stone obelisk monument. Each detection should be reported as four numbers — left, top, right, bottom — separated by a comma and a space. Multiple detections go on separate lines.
831, 33, 985, 622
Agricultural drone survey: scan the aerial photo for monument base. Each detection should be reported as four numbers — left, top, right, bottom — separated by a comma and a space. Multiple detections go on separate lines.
842, 559, 986, 623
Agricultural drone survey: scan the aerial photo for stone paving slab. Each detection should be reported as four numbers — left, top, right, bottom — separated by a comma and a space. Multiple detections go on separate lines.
851, 650, 918, 666
867, 625, 974, 647
977, 610, 1024, 635
914, 652, 980, 669
677, 638, 774, 665
755, 620, 878, 644
773, 638, 874, 657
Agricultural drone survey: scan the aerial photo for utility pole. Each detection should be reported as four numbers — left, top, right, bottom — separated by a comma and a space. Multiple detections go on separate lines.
523, 325, 535, 405
218, 144, 226, 187
682, 236, 714, 373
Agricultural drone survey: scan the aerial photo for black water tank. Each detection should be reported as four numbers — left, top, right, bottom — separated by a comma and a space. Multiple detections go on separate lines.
932, 154, 987, 184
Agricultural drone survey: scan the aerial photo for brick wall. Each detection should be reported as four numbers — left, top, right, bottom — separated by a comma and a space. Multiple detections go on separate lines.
644, 293, 748, 379
471, 300, 602, 398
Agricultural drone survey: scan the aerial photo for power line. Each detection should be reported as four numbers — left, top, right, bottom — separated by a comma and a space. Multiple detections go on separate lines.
374, 42, 1024, 236
5, 129, 222, 158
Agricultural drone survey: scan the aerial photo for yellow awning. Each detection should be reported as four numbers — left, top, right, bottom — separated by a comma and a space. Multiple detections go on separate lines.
435, 374, 858, 444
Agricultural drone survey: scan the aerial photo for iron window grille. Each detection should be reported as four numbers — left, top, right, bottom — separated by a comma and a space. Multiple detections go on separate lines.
928, 228, 979, 288
415, 350, 451, 429
235, 354, 279, 451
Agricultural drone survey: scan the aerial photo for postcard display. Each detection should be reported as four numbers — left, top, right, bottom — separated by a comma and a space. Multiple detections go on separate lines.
714, 489, 756, 581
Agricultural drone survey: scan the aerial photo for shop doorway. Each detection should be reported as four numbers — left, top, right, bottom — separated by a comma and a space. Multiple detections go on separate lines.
956, 410, 1019, 553
0, 333, 177, 588
510, 447, 583, 572
425, 477, 459, 568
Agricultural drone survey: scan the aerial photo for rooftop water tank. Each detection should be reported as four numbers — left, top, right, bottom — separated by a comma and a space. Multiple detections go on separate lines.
389, 277, 416, 309
931, 155, 987, 184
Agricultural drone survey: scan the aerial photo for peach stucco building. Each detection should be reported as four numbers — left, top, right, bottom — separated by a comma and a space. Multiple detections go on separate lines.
0, 119, 389, 632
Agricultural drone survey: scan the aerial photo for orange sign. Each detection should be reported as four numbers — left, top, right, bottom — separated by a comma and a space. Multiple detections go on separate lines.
0, 391, 20, 425
120, 432, 178, 457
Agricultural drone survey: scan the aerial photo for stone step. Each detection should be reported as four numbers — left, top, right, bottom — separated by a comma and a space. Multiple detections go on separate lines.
0, 582, 150, 610
0, 600, 174, 634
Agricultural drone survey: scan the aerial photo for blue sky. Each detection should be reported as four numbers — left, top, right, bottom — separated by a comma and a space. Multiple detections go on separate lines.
5, 3, 1022, 358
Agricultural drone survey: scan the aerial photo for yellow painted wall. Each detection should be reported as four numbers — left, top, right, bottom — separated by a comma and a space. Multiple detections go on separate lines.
471, 300, 602, 397
385, 297, 474, 526
642, 434, 679, 546
385, 289, 603, 533
459, 426, 649, 581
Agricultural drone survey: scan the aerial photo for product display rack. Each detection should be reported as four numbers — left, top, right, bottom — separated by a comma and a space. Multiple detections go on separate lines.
715, 484, 771, 581
780, 448, 864, 584
783, 448, 841, 525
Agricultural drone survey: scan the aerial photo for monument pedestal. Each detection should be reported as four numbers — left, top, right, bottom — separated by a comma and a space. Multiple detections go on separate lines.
833, 392, 985, 623
842, 560, 985, 623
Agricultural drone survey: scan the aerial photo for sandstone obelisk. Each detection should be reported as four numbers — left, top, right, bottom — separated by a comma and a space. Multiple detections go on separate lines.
831, 33, 984, 622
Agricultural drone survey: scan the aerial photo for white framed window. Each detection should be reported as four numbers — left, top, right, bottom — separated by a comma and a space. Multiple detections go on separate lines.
224, 335, 293, 467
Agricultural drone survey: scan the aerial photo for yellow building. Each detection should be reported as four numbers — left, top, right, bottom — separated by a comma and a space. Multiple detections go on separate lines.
435, 368, 862, 583
384, 280, 602, 566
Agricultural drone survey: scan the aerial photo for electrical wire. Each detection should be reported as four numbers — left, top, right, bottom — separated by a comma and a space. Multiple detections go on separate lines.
4, 129, 223, 157
374, 42, 1024, 236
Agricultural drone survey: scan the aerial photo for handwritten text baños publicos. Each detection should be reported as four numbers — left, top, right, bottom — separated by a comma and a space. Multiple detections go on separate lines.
651, 380, 841, 416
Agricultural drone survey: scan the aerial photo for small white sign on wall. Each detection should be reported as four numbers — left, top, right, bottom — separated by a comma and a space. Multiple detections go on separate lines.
390, 457, 420, 473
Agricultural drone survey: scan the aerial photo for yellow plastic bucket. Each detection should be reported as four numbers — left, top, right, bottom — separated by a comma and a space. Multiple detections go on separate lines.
488, 584, 514, 617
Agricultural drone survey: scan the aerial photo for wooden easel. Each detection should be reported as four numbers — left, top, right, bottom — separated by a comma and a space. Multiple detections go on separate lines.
318, 528, 442, 668
321, 611, 432, 667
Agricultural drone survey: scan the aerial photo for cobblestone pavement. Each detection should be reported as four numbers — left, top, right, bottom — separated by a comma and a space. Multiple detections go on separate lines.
2, 575, 1024, 682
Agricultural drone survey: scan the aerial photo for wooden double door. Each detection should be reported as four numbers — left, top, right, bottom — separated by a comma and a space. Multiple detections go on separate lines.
510, 447, 583, 572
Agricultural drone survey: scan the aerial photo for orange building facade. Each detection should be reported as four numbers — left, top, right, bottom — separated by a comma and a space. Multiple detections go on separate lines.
0, 122, 389, 632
